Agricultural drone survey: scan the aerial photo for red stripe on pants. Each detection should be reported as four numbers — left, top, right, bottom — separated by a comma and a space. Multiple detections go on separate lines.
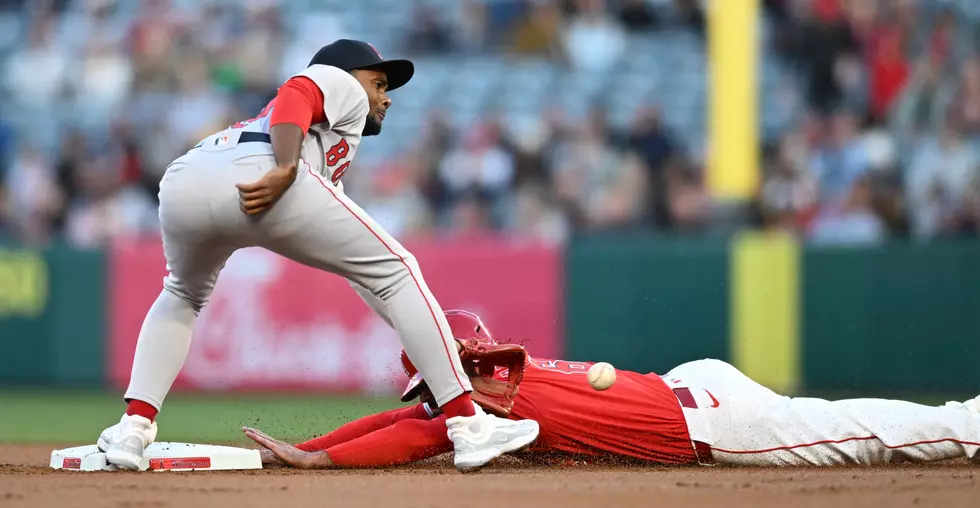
307, 167, 467, 393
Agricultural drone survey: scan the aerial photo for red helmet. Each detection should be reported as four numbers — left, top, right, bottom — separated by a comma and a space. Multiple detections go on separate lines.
399, 309, 495, 402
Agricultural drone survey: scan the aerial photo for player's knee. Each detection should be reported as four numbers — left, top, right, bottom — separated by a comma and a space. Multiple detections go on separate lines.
399, 252, 421, 272
370, 252, 420, 301
163, 276, 210, 314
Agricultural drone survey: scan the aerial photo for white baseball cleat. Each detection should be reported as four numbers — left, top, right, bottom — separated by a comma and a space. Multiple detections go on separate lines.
446, 404, 539, 472
96, 422, 118, 452
100, 414, 158, 470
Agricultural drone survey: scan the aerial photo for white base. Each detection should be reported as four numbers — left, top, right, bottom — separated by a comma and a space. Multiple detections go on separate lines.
50, 442, 262, 472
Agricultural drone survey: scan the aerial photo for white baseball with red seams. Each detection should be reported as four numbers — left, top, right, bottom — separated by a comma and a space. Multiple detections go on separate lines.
587, 362, 616, 391
664, 359, 980, 466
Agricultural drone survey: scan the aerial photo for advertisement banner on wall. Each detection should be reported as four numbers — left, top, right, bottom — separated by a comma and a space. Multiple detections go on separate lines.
109, 239, 562, 395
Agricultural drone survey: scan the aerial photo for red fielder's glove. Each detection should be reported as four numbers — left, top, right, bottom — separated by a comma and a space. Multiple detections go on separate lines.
457, 338, 527, 418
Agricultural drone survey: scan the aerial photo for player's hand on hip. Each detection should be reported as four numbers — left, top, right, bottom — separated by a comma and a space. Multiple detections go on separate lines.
235, 163, 298, 216
243, 426, 331, 469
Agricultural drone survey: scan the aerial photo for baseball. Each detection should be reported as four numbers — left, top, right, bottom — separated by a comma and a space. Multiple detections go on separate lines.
587, 362, 617, 391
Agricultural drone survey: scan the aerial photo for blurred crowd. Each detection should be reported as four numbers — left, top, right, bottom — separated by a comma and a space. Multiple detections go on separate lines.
0, 0, 978, 249
758, 0, 980, 244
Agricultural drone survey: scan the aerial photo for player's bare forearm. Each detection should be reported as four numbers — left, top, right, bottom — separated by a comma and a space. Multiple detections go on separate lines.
258, 449, 284, 466
235, 123, 303, 215
260, 447, 333, 469
273, 449, 332, 469
246, 427, 335, 469
269, 122, 304, 173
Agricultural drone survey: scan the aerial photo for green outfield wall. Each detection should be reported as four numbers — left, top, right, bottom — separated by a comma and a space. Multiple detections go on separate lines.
2, 238, 978, 395
565, 235, 980, 394
0, 244, 106, 386
563, 235, 730, 372
801, 241, 980, 393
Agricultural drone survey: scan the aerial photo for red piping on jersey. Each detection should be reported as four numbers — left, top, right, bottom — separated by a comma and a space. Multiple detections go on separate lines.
269, 76, 327, 132
711, 435, 980, 455
306, 166, 468, 395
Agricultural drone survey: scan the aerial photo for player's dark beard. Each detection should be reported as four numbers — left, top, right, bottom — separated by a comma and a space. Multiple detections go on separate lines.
362, 114, 382, 136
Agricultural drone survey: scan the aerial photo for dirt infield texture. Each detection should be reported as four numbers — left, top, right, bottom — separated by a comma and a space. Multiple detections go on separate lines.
2, 445, 979, 508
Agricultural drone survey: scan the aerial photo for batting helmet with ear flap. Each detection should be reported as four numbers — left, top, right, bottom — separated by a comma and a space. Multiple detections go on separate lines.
399, 309, 496, 402
444, 309, 496, 345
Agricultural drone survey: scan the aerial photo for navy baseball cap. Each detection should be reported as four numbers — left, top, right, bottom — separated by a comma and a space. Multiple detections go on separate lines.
308, 39, 415, 91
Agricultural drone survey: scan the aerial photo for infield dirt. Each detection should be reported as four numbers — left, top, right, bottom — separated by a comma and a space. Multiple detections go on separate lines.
2, 444, 978, 508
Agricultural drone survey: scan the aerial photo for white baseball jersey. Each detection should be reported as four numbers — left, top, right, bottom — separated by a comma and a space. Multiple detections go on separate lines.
227, 64, 368, 185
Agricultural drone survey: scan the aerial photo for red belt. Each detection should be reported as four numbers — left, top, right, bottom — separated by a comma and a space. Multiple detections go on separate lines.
672, 387, 715, 465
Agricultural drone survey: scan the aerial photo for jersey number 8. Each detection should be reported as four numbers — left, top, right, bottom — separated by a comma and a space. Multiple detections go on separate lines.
326, 139, 351, 183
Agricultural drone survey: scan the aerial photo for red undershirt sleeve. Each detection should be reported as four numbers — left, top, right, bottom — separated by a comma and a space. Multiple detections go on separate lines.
325, 415, 452, 467
268, 76, 327, 133
295, 404, 431, 452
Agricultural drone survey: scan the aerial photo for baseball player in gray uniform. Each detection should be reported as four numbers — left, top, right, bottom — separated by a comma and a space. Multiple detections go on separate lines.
96, 39, 539, 472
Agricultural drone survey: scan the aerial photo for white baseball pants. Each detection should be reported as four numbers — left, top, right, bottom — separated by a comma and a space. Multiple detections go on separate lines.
123, 140, 471, 410
665, 359, 980, 466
